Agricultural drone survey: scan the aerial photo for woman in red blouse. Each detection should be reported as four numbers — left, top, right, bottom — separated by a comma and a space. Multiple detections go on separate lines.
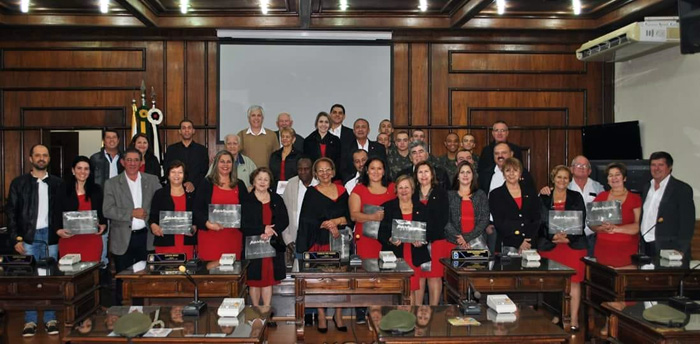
57, 156, 107, 261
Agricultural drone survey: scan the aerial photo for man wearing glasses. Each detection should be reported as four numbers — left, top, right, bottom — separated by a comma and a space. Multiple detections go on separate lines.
567, 155, 604, 256
477, 121, 523, 174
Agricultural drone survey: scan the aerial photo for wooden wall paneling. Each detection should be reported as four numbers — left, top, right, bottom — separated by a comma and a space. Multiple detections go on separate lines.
429, 44, 450, 152
2, 48, 145, 71
165, 41, 186, 148
207, 41, 218, 151
450, 51, 586, 74
185, 41, 208, 150
22, 108, 124, 127
410, 43, 430, 130
392, 43, 409, 128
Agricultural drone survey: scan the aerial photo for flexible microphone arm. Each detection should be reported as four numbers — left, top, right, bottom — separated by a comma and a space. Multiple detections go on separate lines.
179, 265, 207, 316
668, 260, 700, 314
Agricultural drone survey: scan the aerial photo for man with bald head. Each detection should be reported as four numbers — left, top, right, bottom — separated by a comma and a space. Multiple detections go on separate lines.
6, 144, 63, 336
568, 155, 605, 254
274, 112, 304, 153
478, 120, 523, 174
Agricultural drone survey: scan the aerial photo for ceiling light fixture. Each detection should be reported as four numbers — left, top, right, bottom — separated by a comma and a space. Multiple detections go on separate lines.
180, 0, 188, 14
340, 0, 348, 11
100, 0, 109, 14
418, 0, 428, 12
261, 0, 269, 15
573, 0, 581, 15
20, 0, 29, 13
497, 0, 505, 15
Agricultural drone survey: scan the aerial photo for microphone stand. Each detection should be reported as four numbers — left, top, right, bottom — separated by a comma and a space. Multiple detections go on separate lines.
631, 223, 657, 264
179, 266, 207, 316
461, 280, 482, 315
185, 241, 202, 270
668, 260, 700, 314
33, 239, 55, 267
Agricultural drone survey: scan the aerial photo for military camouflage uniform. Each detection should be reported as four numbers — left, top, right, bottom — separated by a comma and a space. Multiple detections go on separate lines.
387, 146, 412, 180
437, 155, 458, 182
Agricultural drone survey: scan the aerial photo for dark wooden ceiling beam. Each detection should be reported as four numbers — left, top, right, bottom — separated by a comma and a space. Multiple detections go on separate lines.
299, 0, 311, 29
450, 0, 493, 28
114, 0, 159, 27
463, 17, 593, 30
0, 14, 145, 27
311, 16, 449, 29
158, 15, 300, 28
595, 0, 675, 29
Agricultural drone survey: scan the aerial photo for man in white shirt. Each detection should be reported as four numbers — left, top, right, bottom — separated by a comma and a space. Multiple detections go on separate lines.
640, 151, 695, 257
344, 149, 369, 194
281, 158, 318, 264
567, 155, 605, 256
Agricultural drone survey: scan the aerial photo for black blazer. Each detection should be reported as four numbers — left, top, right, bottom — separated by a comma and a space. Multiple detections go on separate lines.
477, 141, 524, 174
538, 190, 587, 251
340, 140, 387, 181
192, 178, 248, 230
398, 165, 452, 191
296, 186, 351, 253
268, 148, 300, 189
377, 198, 431, 267
58, 182, 107, 227
148, 184, 196, 247
489, 181, 541, 250
273, 130, 305, 154
640, 176, 696, 256
143, 153, 162, 179
413, 187, 449, 242
303, 131, 342, 168
241, 190, 289, 282
335, 125, 357, 152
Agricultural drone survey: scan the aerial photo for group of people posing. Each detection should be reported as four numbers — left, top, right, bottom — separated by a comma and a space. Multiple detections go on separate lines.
6, 103, 695, 337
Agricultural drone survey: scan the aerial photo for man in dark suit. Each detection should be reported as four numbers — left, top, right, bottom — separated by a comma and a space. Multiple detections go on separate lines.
339, 118, 386, 180
274, 112, 304, 153
640, 151, 695, 258
397, 140, 451, 191
328, 103, 356, 152
478, 120, 523, 174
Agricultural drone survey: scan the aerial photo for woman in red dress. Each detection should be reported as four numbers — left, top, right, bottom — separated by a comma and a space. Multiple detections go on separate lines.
538, 165, 587, 331
378, 175, 431, 305
414, 161, 449, 306
57, 156, 106, 261
591, 162, 642, 267
349, 157, 396, 259
193, 150, 248, 261
297, 157, 350, 333
149, 160, 196, 259
241, 168, 288, 307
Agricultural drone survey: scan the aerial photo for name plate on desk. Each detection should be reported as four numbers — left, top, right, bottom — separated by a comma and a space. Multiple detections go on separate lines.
0, 255, 34, 265
208, 204, 241, 228
303, 251, 340, 261
452, 260, 492, 270
587, 201, 622, 226
451, 249, 490, 261
63, 210, 99, 234
147, 253, 186, 264
0, 265, 34, 275
159, 211, 193, 235
549, 210, 584, 235
391, 219, 427, 243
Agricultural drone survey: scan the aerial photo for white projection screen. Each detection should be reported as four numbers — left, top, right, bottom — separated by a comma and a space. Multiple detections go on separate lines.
218, 43, 391, 142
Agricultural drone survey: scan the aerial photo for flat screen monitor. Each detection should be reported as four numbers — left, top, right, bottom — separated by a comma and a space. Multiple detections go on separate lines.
582, 121, 642, 160
679, 0, 700, 54
589, 159, 651, 194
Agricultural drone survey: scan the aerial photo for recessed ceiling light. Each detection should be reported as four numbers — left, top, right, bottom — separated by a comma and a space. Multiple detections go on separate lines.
573, 0, 582, 15
20, 0, 29, 13
340, 0, 348, 11
261, 0, 269, 15
497, 0, 505, 15
419, 0, 428, 12
100, 0, 109, 14
180, 0, 189, 14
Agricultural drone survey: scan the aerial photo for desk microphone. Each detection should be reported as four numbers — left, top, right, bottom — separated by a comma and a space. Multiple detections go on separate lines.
460, 280, 482, 315
186, 242, 203, 269
668, 260, 700, 314
21, 237, 55, 267
179, 265, 207, 316
349, 233, 362, 266
631, 222, 658, 264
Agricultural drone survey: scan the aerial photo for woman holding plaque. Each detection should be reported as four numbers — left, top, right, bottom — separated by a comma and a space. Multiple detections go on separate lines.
130, 133, 162, 178
445, 161, 489, 250
489, 158, 541, 254
590, 162, 641, 267
241, 167, 288, 306
303, 112, 341, 170
349, 157, 396, 259
56, 156, 106, 261
297, 157, 350, 332
378, 174, 430, 305
194, 150, 248, 261
414, 161, 449, 306
148, 161, 196, 259
538, 165, 586, 331
269, 127, 300, 192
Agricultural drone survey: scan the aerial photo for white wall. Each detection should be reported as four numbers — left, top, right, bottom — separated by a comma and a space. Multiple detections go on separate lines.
614, 47, 700, 217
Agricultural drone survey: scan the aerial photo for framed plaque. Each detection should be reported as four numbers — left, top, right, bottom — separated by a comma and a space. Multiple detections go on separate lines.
586, 201, 622, 226
244, 235, 276, 259
391, 219, 427, 243
362, 205, 383, 239
208, 204, 241, 228
330, 227, 353, 260
276, 181, 288, 195
468, 235, 488, 250
548, 210, 584, 235
62, 210, 99, 234
159, 211, 193, 235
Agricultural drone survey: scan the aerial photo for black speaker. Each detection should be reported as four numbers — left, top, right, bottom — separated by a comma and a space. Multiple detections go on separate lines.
679, 0, 700, 54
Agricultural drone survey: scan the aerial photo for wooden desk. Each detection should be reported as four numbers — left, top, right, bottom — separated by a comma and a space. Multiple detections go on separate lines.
62, 305, 270, 343
441, 258, 575, 330
291, 258, 414, 341
603, 301, 700, 344
368, 304, 570, 343
116, 261, 248, 305
0, 262, 99, 328
582, 257, 700, 341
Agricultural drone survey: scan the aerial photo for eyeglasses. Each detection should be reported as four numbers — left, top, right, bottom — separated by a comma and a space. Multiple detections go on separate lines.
493, 129, 508, 133
572, 163, 590, 169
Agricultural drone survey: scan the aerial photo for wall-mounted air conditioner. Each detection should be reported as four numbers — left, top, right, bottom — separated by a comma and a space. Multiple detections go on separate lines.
576, 18, 680, 62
